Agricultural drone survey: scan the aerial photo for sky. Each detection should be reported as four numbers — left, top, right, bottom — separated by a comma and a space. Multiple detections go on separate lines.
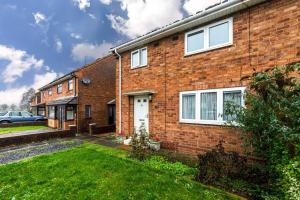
0, 0, 220, 105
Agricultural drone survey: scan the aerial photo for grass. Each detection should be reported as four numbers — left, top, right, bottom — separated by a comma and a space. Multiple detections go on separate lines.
0, 143, 242, 200
0, 126, 48, 135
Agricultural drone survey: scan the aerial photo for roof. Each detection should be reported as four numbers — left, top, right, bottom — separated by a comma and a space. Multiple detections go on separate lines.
39, 73, 75, 91
31, 103, 46, 107
47, 96, 78, 106
111, 0, 266, 53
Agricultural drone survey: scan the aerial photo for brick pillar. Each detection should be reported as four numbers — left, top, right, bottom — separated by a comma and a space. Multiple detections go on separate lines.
69, 125, 77, 136
89, 123, 97, 135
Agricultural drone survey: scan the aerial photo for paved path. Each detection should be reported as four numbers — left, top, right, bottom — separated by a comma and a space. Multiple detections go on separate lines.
0, 128, 54, 139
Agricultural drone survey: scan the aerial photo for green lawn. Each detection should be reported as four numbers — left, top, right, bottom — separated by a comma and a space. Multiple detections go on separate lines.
0, 143, 241, 200
0, 126, 48, 135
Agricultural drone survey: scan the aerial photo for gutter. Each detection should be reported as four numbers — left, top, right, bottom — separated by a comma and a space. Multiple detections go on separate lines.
114, 49, 122, 133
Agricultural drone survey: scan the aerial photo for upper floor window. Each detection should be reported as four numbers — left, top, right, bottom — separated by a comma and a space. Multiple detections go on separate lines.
48, 88, 52, 96
179, 87, 245, 125
185, 18, 233, 56
131, 47, 147, 69
85, 105, 92, 119
57, 84, 62, 94
68, 79, 73, 91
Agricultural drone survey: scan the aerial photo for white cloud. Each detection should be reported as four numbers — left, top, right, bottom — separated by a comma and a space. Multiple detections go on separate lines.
0, 71, 59, 105
183, 0, 221, 15
100, 0, 112, 5
88, 13, 97, 20
32, 12, 46, 24
0, 44, 44, 83
55, 37, 63, 53
73, 0, 91, 11
32, 71, 59, 90
71, 42, 113, 62
107, 0, 183, 38
0, 87, 28, 105
70, 33, 82, 39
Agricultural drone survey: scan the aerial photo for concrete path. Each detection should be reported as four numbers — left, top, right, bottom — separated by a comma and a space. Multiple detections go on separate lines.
0, 128, 54, 139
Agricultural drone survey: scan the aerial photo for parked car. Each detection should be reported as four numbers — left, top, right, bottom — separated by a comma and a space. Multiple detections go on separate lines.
0, 112, 7, 116
0, 111, 46, 124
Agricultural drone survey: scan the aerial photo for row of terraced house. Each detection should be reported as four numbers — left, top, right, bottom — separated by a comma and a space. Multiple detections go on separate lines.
31, 0, 300, 155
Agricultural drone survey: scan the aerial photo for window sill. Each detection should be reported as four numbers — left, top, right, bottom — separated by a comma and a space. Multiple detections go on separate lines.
184, 42, 233, 57
131, 64, 148, 70
179, 120, 234, 126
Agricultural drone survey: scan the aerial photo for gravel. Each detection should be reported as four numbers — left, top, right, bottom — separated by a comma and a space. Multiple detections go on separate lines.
0, 139, 83, 165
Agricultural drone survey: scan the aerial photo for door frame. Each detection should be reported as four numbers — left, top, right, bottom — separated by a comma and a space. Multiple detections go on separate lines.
57, 105, 65, 130
134, 95, 149, 133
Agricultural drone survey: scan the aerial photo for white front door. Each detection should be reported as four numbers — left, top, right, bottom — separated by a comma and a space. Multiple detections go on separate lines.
134, 96, 149, 133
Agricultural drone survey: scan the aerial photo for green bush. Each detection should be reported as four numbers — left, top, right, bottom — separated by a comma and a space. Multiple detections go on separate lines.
277, 156, 300, 200
130, 124, 150, 161
229, 62, 300, 198
196, 140, 248, 184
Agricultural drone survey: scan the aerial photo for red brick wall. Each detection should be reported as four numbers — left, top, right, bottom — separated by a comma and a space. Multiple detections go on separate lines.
116, 0, 300, 155
76, 55, 116, 132
40, 78, 76, 103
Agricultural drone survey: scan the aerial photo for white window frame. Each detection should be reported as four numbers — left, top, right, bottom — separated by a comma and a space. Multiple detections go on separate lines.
179, 87, 245, 125
68, 79, 73, 91
131, 47, 148, 69
48, 88, 52, 96
185, 17, 233, 56
57, 84, 62, 94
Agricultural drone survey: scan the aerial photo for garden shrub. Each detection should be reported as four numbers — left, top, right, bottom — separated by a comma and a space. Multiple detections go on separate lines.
196, 140, 248, 184
229, 63, 300, 198
277, 156, 300, 200
130, 124, 150, 161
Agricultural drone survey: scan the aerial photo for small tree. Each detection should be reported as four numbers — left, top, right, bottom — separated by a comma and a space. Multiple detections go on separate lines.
9, 104, 18, 111
131, 124, 150, 161
235, 63, 299, 164
19, 88, 35, 111
0, 104, 9, 112
230, 63, 300, 198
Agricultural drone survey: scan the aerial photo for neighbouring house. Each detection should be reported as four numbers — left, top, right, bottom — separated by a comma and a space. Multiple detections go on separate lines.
30, 55, 116, 132
111, 0, 300, 155
30, 92, 46, 117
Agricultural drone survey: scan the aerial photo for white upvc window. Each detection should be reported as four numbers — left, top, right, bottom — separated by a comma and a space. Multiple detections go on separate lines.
179, 87, 245, 125
185, 18, 233, 56
131, 47, 147, 69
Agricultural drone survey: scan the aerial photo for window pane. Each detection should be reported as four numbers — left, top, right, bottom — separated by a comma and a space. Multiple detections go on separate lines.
68, 80, 73, 90
66, 107, 74, 120
187, 30, 204, 53
132, 51, 139, 67
223, 91, 242, 121
140, 49, 147, 66
85, 105, 91, 118
49, 106, 55, 119
182, 94, 196, 119
200, 92, 217, 120
209, 22, 229, 47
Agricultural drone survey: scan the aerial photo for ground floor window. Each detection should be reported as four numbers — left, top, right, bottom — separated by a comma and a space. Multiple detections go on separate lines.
179, 87, 245, 125
48, 106, 56, 119
66, 106, 75, 120
85, 105, 91, 119
38, 107, 45, 116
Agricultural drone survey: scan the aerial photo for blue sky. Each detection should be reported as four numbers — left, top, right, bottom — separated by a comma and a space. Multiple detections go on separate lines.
0, 0, 217, 105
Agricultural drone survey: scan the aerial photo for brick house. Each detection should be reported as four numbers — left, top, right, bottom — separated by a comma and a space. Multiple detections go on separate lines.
31, 55, 116, 132
111, 0, 300, 155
